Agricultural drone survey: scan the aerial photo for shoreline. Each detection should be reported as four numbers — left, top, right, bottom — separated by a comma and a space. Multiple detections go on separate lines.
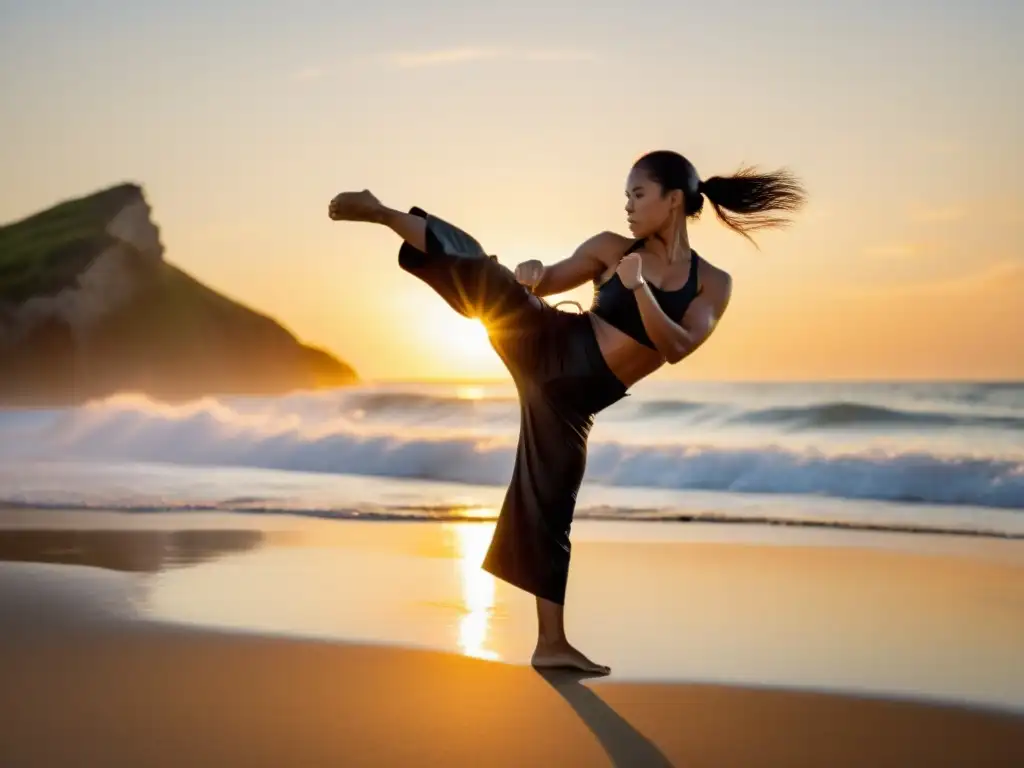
2, 499, 1023, 541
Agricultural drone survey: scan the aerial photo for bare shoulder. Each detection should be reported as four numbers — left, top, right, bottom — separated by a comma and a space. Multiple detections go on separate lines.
585, 231, 630, 262
582, 230, 634, 268
696, 257, 733, 308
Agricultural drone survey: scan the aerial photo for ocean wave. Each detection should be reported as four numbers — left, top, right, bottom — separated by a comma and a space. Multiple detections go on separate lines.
633, 400, 706, 417
340, 391, 517, 414
1, 396, 1021, 510
336, 391, 1024, 432
732, 401, 1024, 430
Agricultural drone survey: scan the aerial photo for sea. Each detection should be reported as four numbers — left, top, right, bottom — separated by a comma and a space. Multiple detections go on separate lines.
1, 380, 1022, 538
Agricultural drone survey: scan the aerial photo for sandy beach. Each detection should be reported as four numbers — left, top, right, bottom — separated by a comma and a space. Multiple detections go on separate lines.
1, 509, 1022, 766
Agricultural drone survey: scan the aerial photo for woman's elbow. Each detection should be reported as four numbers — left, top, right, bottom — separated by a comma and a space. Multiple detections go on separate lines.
666, 329, 701, 363
663, 343, 688, 365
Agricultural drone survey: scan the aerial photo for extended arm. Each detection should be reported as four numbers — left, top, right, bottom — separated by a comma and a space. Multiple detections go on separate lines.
633, 271, 732, 364
529, 232, 623, 297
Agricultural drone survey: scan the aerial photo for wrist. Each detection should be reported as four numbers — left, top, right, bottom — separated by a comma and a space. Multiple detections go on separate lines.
627, 276, 646, 291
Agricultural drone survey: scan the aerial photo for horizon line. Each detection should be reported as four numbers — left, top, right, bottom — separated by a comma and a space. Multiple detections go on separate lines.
363, 375, 1024, 386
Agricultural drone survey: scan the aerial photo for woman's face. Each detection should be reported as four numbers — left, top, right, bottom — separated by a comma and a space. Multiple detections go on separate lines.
624, 165, 682, 238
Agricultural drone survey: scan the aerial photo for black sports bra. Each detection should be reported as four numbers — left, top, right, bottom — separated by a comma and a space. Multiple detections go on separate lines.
589, 239, 701, 350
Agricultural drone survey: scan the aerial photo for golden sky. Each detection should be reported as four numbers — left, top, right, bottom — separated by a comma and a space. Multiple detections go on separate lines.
2, 2, 1021, 381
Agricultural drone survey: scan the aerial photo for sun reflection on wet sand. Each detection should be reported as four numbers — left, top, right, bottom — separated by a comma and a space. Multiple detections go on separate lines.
449, 521, 499, 661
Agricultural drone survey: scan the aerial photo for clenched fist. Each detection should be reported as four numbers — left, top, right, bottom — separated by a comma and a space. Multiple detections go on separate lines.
514, 259, 546, 292
616, 253, 645, 290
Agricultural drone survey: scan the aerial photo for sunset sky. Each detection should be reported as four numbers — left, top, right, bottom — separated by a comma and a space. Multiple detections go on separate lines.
2, 1, 1021, 382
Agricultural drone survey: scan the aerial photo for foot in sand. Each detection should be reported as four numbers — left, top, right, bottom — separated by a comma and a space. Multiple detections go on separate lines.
531, 641, 611, 676
328, 190, 385, 223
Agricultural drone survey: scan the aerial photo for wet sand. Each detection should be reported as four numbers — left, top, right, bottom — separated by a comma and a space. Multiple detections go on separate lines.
0, 510, 1022, 766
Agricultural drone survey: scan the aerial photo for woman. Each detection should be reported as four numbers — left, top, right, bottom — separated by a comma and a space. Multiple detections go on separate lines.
328, 150, 806, 674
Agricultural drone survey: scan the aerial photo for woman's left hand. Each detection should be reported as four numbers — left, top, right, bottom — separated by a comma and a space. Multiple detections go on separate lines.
616, 253, 645, 290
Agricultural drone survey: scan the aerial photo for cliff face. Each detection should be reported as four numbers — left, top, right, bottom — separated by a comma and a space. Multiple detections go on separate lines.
0, 183, 357, 405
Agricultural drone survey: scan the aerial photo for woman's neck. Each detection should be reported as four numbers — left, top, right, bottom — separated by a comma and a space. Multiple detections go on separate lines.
650, 222, 691, 263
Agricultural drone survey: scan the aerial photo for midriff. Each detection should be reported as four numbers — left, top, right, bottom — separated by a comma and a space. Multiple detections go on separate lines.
587, 312, 665, 389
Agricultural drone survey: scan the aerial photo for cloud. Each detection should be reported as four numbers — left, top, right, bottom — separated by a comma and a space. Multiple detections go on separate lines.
862, 232, 952, 258
291, 66, 324, 82
861, 242, 925, 258
520, 49, 597, 62
388, 47, 596, 69
918, 139, 963, 155
801, 205, 835, 223
881, 260, 1024, 298
391, 48, 501, 68
909, 204, 968, 223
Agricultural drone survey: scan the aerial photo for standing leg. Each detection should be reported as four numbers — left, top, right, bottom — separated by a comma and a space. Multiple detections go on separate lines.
482, 388, 611, 675
532, 597, 610, 675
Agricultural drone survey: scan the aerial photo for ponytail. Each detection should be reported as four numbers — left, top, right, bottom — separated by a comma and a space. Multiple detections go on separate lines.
699, 166, 806, 244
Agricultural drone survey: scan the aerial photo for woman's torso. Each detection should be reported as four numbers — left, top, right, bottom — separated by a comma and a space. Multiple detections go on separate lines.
585, 236, 707, 388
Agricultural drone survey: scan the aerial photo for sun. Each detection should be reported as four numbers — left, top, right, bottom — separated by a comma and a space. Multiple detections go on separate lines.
415, 300, 504, 378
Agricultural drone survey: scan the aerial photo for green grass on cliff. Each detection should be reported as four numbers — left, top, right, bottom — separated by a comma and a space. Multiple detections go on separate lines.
0, 184, 141, 302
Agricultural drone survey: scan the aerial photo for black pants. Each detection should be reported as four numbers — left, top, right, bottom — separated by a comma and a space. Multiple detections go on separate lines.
398, 208, 628, 605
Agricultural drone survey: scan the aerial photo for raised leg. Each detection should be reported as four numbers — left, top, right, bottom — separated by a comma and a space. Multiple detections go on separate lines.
328, 190, 428, 252
328, 189, 540, 328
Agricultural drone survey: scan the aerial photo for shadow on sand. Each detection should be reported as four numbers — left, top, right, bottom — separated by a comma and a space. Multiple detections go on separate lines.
536, 668, 675, 767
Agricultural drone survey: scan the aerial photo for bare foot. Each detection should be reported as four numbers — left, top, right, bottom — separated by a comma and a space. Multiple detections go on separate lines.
328, 190, 385, 222
531, 641, 610, 676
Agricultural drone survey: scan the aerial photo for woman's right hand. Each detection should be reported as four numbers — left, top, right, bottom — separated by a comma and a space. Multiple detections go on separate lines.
514, 259, 546, 292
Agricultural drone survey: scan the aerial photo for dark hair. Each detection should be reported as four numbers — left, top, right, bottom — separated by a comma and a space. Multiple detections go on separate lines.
633, 150, 807, 245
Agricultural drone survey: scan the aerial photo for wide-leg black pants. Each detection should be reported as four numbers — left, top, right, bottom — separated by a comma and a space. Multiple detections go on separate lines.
398, 208, 628, 604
